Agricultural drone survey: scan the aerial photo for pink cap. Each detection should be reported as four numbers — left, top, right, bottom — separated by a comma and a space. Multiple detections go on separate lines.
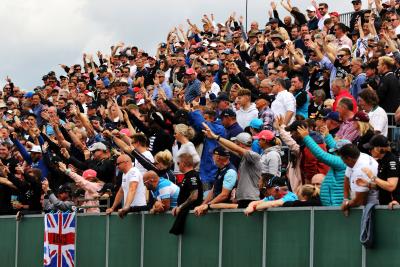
185, 68, 196, 75
253, 130, 275, 141
120, 128, 132, 137
82, 169, 97, 180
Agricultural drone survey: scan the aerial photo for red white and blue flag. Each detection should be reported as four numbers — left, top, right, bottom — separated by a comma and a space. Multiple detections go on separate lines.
43, 213, 76, 267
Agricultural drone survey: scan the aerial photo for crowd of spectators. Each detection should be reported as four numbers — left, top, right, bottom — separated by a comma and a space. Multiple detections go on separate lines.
1, 0, 400, 225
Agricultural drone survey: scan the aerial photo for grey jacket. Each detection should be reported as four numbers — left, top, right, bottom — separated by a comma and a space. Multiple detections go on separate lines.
43, 193, 75, 212
260, 145, 282, 177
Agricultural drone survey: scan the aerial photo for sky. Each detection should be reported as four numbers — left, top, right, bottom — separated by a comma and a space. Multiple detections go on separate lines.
0, 0, 355, 90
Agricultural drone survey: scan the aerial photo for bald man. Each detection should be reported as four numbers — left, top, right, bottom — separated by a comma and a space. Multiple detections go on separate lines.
143, 171, 180, 214
106, 155, 147, 218
311, 174, 325, 189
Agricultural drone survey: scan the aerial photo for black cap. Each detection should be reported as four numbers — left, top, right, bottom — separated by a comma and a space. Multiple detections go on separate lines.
160, 43, 167, 48
258, 93, 275, 103
213, 146, 230, 157
98, 183, 114, 194
58, 184, 72, 194
174, 109, 189, 124
363, 134, 389, 150
215, 92, 229, 102
267, 18, 279, 25
284, 120, 308, 132
87, 103, 98, 109
99, 65, 108, 73
266, 176, 288, 188
220, 109, 236, 117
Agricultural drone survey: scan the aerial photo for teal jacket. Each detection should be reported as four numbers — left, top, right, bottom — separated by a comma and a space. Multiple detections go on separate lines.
303, 134, 346, 206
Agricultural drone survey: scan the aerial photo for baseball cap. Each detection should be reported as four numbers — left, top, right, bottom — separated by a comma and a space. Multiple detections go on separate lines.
185, 68, 196, 75
29, 145, 42, 153
0, 102, 6, 108
271, 34, 284, 41
88, 142, 107, 152
213, 146, 230, 157
363, 134, 389, 150
285, 120, 308, 132
249, 118, 263, 130
82, 169, 97, 180
24, 92, 34, 98
267, 18, 279, 25
352, 111, 369, 122
328, 139, 352, 153
98, 183, 114, 194
58, 184, 72, 195
231, 132, 253, 146
215, 93, 229, 102
209, 59, 219, 66
329, 12, 340, 17
160, 43, 167, 48
220, 109, 236, 118
324, 111, 340, 122
253, 130, 275, 141
266, 176, 288, 188
306, 6, 316, 12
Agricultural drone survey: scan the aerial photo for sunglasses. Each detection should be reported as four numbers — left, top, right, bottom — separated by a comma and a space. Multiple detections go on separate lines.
337, 55, 345, 59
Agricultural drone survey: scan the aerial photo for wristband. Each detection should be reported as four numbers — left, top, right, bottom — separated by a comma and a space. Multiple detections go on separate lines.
207, 203, 213, 210
216, 135, 221, 141
252, 204, 257, 212
46, 189, 53, 196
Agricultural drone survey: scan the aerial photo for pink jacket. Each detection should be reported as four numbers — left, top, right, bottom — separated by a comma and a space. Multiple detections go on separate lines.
277, 126, 302, 194
69, 172, 104, 213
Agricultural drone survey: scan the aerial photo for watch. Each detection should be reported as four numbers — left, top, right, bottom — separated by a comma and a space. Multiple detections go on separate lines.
371, 176, 377, 182
207, 203, 213, 210
216, 135, 221, 141
46, 189, 53, 196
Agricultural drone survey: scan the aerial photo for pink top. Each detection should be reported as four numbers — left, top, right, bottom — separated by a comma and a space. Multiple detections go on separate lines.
69, 172, 104, 213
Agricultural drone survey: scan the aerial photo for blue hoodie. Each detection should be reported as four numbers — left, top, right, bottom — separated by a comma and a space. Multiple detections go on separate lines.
189, 110, 226, 184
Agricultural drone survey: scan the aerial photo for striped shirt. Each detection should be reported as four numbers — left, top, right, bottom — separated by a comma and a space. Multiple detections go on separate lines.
152, 178, 180, 208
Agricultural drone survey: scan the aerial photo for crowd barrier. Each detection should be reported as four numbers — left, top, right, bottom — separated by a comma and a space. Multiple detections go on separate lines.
1, 207, 400, 267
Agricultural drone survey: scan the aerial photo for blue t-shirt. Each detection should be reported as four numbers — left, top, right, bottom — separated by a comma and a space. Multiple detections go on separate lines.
152, 178, 180, 208
263, 191, 298, 203
222, 169, 237, 190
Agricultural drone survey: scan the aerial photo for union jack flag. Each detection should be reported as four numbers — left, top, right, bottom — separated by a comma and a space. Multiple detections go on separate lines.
43, 213, 76, 267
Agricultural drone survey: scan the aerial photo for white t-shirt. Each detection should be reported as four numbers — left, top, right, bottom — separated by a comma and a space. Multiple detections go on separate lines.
121, 167, 147, 207
345, 153, 379, 204
205, 82, 221, 99
271, 90, 296, 124
368, 106, 388, 137
135, 150, 154, 175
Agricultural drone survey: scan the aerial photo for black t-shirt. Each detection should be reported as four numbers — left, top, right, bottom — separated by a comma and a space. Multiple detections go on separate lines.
378, 152, 400, 205
177, 170, 203, 208
334, 59, 351, 80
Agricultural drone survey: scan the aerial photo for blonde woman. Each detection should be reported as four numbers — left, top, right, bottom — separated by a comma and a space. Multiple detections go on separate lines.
352, 111, 375, 153
283, 184, 321, 207
172, 124, 200, 183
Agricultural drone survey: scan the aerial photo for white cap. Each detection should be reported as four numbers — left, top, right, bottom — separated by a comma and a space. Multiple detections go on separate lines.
306, 6, 316, 12
210, 59, 220, 65
29, 145, 42, 153
88, 142, 107, 152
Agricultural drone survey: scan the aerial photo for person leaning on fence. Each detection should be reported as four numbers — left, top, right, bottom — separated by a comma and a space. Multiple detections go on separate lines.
106, 154, 147, 218
338, 143, 379, 216
359, 135, 400, 208
169, 153, 203, 235
202, 122, 262, 209
43, 182, 75, 213
194, 146, 237, 216
143, 170, 180, 214
244, 175, 298, 216
58, 163, 104, 213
